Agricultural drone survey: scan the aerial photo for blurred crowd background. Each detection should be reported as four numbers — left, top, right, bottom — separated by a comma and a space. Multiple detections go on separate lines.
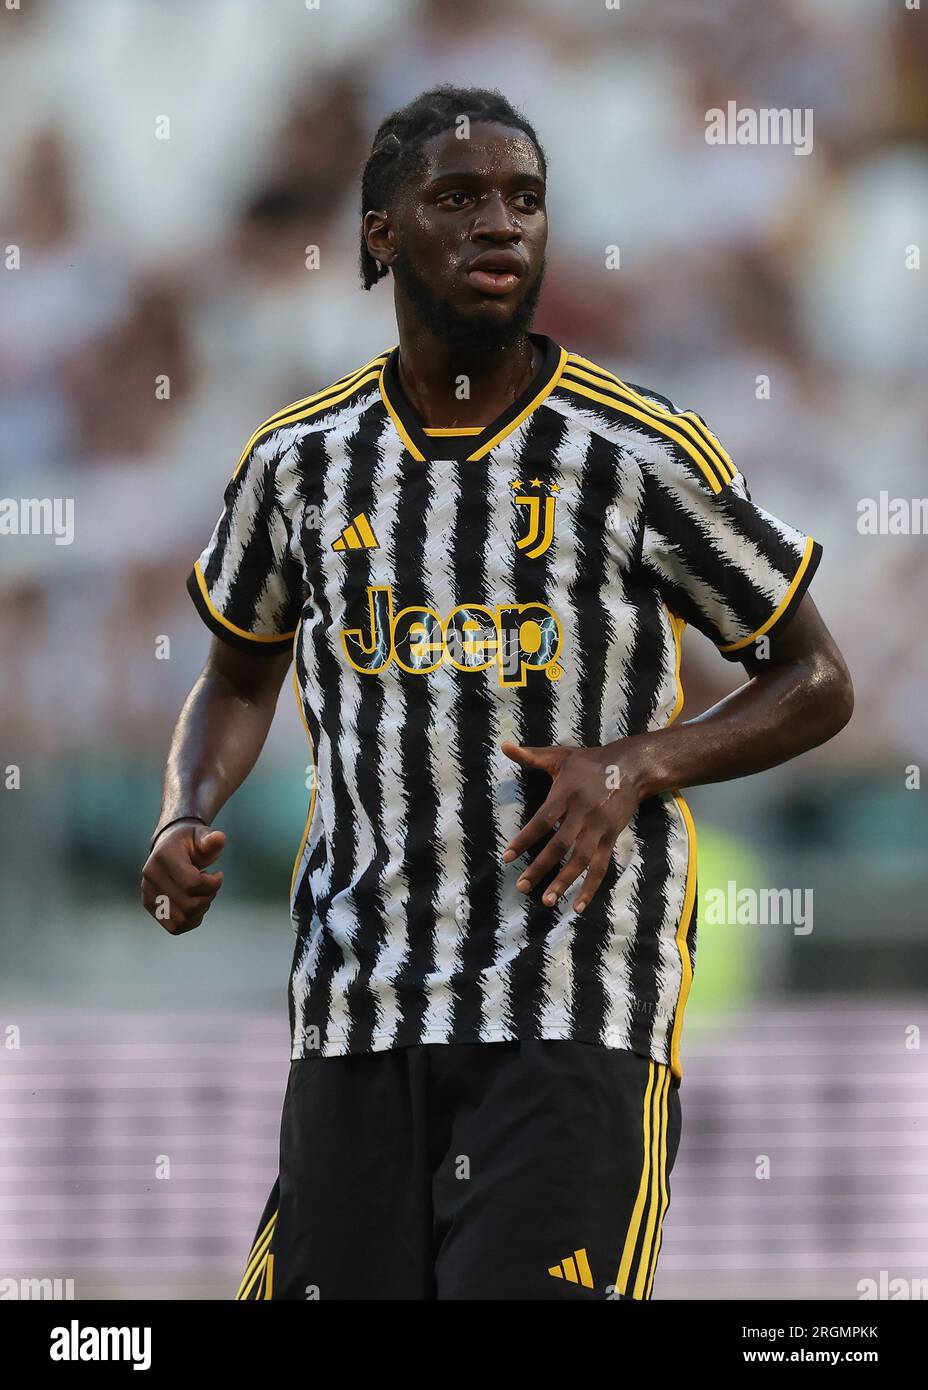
1, 0, 927, 1300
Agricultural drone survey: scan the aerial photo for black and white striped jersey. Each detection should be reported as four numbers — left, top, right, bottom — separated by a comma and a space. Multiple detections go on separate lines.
188, 334, 820, 1080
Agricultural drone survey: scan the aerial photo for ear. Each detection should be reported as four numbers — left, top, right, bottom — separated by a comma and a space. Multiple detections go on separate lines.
363, 209, 398, 270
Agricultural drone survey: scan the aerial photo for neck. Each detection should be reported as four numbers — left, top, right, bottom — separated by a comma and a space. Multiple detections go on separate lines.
394, 310, 539, 429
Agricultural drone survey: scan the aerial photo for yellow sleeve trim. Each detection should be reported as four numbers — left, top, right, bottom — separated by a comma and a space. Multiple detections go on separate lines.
193, 561, 297, 643
665, 608, 686, 725
717, 535, 816, 653
561, 373, 725, 495
669, 794, 698, 1083
679, 410, 736, 480
567, 355, 737, 485
233, 354, 391, 479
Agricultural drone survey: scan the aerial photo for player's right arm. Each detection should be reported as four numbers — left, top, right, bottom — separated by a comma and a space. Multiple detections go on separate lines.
143, 426, 304, 934
141, 638, 292, 935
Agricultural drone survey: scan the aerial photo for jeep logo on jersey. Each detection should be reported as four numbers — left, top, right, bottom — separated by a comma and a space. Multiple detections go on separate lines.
340, 585, 563, 687
511, 477, 560, 559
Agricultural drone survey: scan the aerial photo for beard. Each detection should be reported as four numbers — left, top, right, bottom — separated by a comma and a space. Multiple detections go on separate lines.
392, 253, 546, 354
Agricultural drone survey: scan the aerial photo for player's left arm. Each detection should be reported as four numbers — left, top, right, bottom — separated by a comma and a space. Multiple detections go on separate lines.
502, 410, 853, 914
501, 593, 852, 912
502, 592, 850, 917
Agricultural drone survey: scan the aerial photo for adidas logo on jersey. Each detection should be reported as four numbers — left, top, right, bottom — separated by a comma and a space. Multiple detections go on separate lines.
332, 512, 379, 551
548, 1247, 595, 1288
340, 584, 564, 688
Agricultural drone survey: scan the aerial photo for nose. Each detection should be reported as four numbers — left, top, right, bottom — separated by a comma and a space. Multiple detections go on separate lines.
471, 192, 521, 243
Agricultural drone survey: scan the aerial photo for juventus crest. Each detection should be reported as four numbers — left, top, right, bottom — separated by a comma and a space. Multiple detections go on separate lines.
511, 477, 560, 559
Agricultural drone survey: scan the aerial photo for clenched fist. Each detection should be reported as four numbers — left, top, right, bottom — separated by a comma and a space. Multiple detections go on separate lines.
141, 821, 227, 935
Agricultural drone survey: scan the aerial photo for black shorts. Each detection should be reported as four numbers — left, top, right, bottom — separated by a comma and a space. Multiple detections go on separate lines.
236, 1040, 682, 1301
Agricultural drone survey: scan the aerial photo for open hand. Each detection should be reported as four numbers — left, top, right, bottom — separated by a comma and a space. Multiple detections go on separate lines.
500, 740, 644, 914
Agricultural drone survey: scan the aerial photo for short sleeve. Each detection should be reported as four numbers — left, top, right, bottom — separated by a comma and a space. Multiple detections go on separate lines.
640, 412, 821, 658
187, 442, 304, 655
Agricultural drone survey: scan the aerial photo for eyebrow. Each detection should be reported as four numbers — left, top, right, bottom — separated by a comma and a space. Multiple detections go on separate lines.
425, 169, 545, 188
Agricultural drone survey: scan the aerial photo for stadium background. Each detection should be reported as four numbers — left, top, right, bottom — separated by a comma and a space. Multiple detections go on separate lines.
1, 0, 927, 1300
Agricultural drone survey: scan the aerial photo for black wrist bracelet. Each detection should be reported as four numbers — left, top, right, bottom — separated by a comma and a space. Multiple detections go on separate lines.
149, 815, 207, 850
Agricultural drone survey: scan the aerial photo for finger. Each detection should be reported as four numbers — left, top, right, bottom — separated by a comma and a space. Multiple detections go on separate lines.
191, 828, 227, 868
512, 812, 584, 894
568, 799, 638, 912
540, 833, 602, 906
502, 794, 569, 863
156, 894, 214, 935
143, 843, 198, 892
572, 841, 615, 914
180, 902, 211, 931
162, 910, 206, 936
148, 862, 221, 901
141, 872, 177, 914
193, 869, 224, 893
543, 830, 614, 909
500, 742, 564, 776
500, 741, 540, 767
150, 889, 210, 922
173, 867, 222, 899
142, 872, 220, 929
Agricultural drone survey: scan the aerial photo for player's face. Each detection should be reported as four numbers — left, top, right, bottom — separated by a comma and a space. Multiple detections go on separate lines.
391, 122, 547, 346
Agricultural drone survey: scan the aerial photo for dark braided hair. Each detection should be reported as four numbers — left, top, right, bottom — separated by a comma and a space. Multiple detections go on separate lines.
359, 85, 546, 290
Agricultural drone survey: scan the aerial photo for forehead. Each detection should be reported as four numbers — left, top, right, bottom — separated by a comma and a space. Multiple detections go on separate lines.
417, 122, 543, 181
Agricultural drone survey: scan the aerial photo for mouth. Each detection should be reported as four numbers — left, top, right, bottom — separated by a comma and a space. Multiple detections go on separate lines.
465, 252, 525, 297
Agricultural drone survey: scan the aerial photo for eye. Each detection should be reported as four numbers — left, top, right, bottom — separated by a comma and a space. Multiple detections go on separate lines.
437, 190, 472, 208
514, 191, 542, 211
